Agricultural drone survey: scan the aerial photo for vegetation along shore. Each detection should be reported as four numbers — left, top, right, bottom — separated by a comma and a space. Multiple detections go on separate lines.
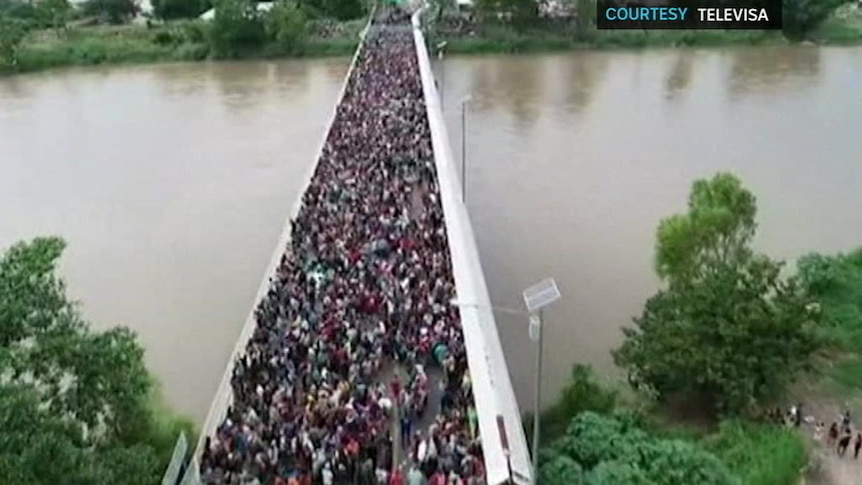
2, 0, 862, 75
0, 237, 195, 483
531, 172, 862, 484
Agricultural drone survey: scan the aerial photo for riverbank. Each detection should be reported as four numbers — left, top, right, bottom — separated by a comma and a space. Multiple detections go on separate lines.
4, 4, 862, 77
0, 20, 363, 76
431, 5, 862, 55
531, 242, 862, 484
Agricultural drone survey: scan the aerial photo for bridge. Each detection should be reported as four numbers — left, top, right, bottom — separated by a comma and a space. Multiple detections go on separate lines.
187, 6, 532, 485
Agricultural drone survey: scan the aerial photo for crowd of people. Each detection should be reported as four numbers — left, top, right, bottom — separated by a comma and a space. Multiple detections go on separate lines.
770, 404, 862, 459
200, 7, 487, 485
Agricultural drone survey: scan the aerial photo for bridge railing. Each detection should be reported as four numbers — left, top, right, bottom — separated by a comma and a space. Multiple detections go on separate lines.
192, 4, 377, 465
411, 8, 533, 485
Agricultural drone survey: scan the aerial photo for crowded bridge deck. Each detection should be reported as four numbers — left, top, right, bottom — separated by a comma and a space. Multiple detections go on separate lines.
195, 6, 530, 485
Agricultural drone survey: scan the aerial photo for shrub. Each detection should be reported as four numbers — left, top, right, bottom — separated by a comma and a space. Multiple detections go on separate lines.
208, 0, 266, 57
265, 1, 307, 54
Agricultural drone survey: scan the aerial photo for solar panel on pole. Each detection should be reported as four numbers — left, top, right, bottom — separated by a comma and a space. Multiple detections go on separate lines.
522, 278, 561, 313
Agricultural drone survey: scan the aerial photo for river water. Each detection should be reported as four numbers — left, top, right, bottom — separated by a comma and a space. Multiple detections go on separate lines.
1, 47, 861, 421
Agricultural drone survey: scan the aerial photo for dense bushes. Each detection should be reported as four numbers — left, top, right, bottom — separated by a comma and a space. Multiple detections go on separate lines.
536, 354, 811, 485
0, 237, 195, 482
206, 0, 314, 57
614, 173, 820, 416
265, 1, 308, 54
0, 15, 27, 66
797, 248, 862, 386
783, 0, 851, 40
705, 421, 807, 485
540, 412, 737, 485
208, 0, 267, 56
529, 365, 619, 444
152, 0, 211, 20
81, 0, 139, 23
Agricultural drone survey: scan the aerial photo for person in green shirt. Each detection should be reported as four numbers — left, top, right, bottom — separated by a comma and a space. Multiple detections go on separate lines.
467, 406, 478, 439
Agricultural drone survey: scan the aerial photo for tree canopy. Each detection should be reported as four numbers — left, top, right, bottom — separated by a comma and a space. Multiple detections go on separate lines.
0, 237, 192, 482
0, 15, 27, 67
614, 173, 820, 415
81, 0, 140, 24
539, 412, 738, 485
152, 0, 210, 20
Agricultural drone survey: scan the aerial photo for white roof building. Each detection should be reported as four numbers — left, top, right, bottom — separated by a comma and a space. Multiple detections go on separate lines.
199, 1, 274, 20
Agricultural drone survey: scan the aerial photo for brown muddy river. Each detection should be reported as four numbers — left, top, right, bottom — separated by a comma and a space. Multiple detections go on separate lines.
1, 46, 861, 421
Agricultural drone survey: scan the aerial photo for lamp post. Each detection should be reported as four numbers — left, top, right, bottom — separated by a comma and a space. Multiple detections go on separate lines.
436, 41, 447, 110
451, 278, 562, 485
460, 95, 472, 204
450, 298, 529, 484
522, 278, 562, 485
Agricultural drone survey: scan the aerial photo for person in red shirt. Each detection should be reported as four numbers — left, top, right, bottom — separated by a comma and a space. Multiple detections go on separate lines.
429, 471, 446, 485
388, 466, 404, 485
390, 376, 401, 401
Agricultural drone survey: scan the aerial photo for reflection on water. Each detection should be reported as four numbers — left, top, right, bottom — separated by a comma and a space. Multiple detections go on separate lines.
465, 56, 543, 128
664, 51, 694, 101
726, 46, 822, 99
1, 46, 860, 421
562, 53, 609, 114
210, 61, 274, 112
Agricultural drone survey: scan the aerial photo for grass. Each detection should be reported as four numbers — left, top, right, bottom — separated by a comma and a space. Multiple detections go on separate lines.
798, 247, 862, 391
704, 421, 808, 485
536, 365, 812, 484
436, 27, 788, 55
5, 5, 862, 76
1, 19, 362, 76
431, 5, 862, 55
143, 381, 198, 472
811, 3, 862, 45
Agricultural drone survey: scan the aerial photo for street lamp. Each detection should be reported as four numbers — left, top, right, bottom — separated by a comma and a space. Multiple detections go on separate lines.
450, 298, 526, 316
451, 280, 561, 485
522, 278, 561, 485
450, 298, 527, 484
436, 41, 447, 110
460, 95, 472, 204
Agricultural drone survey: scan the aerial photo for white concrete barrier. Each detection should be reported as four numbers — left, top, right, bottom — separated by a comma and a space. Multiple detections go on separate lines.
193, 9, 375, 461
411, 11, 533, 485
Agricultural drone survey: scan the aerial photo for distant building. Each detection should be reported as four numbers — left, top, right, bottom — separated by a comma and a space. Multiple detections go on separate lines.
539, 0, 574, 19
199, 1, 274, 20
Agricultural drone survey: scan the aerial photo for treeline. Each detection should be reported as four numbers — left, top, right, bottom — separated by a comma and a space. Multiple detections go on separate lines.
432, 0, 854, 44
0, 0, 369, 69
0, 237, 194, 482
537, 172, 862, 483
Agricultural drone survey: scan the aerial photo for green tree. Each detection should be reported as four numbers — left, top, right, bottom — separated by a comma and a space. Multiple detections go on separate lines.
782, 0, 849, 41
82, 0, 139, 23
36, 0, 70, 33
541, 412, 737, 485
0, 237, 193, 481
613, 173, 820, 415
209, 0, 267, 57
586, 461, 654, 485
0, 15, 27, 68
474, 0, 537, 28
265, 1, 307, 53
321, 0, 362, 20
152, 0, 208, 20
574, 0, 595, 38
538, 452, 585, 485
534, 364, 619, 444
